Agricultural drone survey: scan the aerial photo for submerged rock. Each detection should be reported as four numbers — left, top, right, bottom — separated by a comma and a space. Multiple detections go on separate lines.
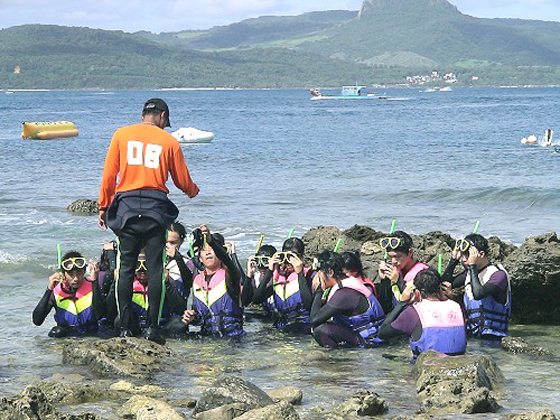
67, 199, 99, 215
334, 391, 389, 416
62, 337, 173, 379
109, 380, 165, 396
414, 351, 502, 414
267, 386, 303, 405
236, 400, 299, 420
119, 395, 185, 420
193, 375, 274, 416
502, 336, 558, 359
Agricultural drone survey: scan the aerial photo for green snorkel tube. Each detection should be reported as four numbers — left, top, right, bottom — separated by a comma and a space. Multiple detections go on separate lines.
472, 220, 481, 234
57, 243, 63, 271
333, 237, 342, 253
287, 228, 294, 239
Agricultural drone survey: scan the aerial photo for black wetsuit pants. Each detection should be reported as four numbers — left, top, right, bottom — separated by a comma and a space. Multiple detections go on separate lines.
313, 323, 366, 348
116, 216, 166, 330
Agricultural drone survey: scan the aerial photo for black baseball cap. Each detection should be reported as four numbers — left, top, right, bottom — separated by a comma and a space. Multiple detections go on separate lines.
142, 98, 171, 127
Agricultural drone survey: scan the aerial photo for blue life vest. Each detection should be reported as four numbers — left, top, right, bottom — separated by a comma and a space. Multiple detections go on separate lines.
464, 264, 511, 338
409, 299, 466, 361
327, 277, 385, 345
53, 280, 97, 334
193, 268, 244, 337
272, 268, 312, 330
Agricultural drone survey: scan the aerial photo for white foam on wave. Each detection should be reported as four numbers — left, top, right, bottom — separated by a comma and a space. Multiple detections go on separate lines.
0, 251, 30, 265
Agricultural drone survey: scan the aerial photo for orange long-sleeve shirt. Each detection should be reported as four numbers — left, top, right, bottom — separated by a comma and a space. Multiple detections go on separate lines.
99, 123, 199, 210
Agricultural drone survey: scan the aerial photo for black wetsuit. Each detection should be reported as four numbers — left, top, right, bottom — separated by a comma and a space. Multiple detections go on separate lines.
441, 259, 508, 305
32, 280, 105, 337
310, 287, 371, 347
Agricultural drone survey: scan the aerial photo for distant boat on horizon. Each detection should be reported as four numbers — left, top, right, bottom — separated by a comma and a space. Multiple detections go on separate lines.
310, 85, 387, 100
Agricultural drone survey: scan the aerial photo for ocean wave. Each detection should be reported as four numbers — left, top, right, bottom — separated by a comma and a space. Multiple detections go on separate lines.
388, 187, 560, 208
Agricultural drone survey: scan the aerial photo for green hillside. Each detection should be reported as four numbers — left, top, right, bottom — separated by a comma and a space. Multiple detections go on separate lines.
141, 10, 358, 50
0, 25, 382, 89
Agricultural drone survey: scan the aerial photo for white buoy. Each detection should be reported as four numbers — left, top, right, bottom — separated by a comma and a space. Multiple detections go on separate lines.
171, 127, 214, 144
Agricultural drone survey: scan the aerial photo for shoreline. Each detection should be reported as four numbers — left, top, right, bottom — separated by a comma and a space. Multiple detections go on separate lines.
3, 84, 560, 92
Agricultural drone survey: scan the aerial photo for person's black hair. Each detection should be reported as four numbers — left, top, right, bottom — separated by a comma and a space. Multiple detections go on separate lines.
62, 250, 83, 261
316, 250, 345, 280
169, 222, 186, 240
257, 244, 277, 257
414, 268, 442, 298
61, 250, 85, 272
464, 233, 489, 254
390, 230, 413, 254
341, 251, 365, 278
282, 237, 304, 256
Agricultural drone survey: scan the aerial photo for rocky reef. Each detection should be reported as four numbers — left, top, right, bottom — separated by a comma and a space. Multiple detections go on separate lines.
302, 225, 560, 324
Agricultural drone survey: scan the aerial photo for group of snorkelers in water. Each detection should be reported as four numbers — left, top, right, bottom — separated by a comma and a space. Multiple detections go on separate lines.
33, 223, 511, 361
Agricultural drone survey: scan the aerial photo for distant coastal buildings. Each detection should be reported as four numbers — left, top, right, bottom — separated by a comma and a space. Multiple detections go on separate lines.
406, 70, 458, 85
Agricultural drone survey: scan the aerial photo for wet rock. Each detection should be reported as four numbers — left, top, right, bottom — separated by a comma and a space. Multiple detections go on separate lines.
0, 385, 98, 420
342, 225, 383, 244
236, 400, 299, 420
62, 337, 173, 379
171, 397, 197, 409
302, 226, 362, 257
109, 380, 165, 396
193, 375, 274, 416
193, 403, 249, 420
267, 386, 303, 405
414, 351, 502, 414
119, 395, 185, 420
507, 410, 558, 420
34, 380, 111, 405
334, 391, 389, 416
67, 199, 99, 215
505, 233, 560, 324
502, 336, 558, 359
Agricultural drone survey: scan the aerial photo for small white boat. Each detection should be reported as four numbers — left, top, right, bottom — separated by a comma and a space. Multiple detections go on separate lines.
310, 85, 387, 100
171, 127, 214, 143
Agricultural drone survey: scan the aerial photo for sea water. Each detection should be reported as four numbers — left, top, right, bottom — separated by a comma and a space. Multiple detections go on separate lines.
0, 88, 558, 416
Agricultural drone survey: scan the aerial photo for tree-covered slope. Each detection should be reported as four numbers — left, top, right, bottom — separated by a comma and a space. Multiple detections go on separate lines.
0, 25, 378, 89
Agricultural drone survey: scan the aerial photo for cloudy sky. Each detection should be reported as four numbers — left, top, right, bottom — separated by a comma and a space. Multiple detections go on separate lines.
0, 0, 559, 33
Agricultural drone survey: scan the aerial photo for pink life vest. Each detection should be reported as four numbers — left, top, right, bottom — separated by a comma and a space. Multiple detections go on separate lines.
402, 261, 429, 283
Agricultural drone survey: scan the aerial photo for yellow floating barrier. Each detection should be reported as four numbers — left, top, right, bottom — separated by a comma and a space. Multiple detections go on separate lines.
22, 121, 79, 140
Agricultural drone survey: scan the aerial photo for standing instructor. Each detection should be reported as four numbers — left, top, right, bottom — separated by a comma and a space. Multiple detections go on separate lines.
98, 98, 199, 344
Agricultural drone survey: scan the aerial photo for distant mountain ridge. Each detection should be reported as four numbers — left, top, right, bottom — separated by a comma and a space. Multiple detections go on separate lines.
2, 0, 560, 89
143, 0, 560, 68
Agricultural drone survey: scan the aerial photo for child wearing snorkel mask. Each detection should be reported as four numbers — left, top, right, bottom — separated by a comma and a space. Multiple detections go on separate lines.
252, 237, 316, 334
181, 225, 247, 337
33, 251, 103, 338
441, 233, 511, 340
376, 231, 429, 313
245, 244, 277, 319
